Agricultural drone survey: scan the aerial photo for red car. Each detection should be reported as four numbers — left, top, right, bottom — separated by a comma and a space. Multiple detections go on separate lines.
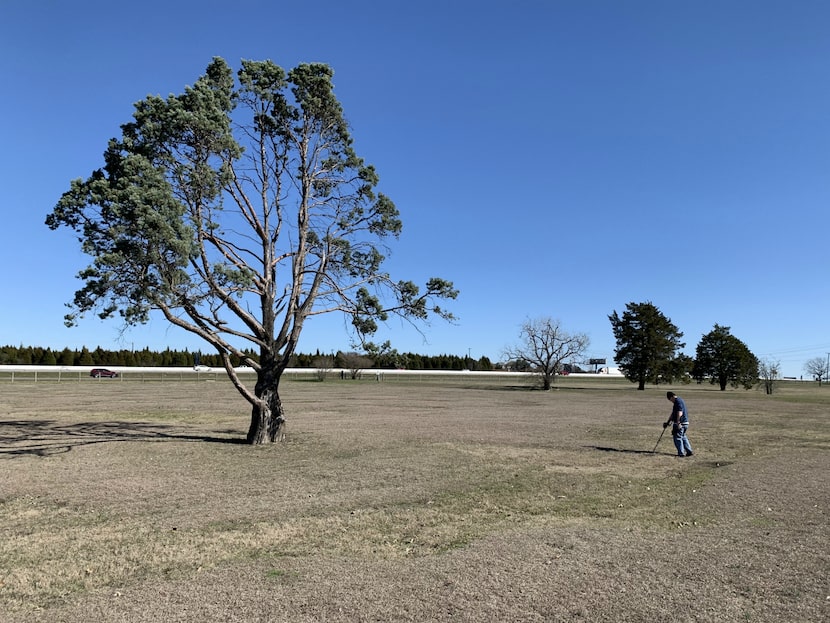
90, 368, 118, 378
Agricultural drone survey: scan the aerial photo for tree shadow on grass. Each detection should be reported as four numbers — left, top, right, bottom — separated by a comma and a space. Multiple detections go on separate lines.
468, 384, 638, 392
0, 419, 247, 458
459, 384, 535, 392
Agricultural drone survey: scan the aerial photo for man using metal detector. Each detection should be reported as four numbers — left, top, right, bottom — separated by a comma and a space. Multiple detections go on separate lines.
664, 391, 694, 457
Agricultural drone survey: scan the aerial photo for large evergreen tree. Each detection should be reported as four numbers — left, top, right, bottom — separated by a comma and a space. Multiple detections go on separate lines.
46, 57, 457, 444
692, 324, 758, 390
608, 301, 685, 390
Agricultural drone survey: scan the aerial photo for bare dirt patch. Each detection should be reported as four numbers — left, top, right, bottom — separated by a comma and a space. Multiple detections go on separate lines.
1, 377, 828, 621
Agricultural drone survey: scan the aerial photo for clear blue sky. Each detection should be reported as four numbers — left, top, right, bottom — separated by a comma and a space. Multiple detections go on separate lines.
1, 1, 828, 377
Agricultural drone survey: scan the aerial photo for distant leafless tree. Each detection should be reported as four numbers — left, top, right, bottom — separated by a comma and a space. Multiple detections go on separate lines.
313, 356, 334, 382
804, 357, 828, 386
341, 352, 374, 380
504, 317, 589, 390
758, 359, 780, 395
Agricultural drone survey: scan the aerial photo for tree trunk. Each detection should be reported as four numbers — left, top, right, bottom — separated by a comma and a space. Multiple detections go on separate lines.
246, 373, 286, 444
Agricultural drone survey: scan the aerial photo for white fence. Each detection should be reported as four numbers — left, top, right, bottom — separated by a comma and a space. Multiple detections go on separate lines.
0, 365, 546, 384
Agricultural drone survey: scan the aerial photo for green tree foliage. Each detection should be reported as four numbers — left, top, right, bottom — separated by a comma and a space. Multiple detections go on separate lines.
46, 57, 457, 444
363, 341, 399, 369
609, 301, 685, 390
657, 353, 694, 385
15, 347, 32, 364
692, 324, 759, 390
39, 349, 57, 366
57, 348, 75, 366
78, 347, 94, 365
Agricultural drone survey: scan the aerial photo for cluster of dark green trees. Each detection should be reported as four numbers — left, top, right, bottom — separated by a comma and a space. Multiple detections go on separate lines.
314, 351, 494, 371
610, 301, 761, 391
0, 345, 196, 367
0, 344, 493, 372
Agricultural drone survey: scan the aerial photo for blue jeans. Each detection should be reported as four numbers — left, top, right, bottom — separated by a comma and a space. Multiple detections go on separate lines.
672, 424, 693, 456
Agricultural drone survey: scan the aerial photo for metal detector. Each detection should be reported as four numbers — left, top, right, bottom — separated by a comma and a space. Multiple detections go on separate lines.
652, 426, 667, 453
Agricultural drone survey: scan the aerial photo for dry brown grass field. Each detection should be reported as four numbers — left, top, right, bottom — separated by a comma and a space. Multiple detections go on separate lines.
1, 374, 828, 622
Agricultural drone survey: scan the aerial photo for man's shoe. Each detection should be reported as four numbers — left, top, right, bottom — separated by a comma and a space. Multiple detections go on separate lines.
685, 451, 694, 457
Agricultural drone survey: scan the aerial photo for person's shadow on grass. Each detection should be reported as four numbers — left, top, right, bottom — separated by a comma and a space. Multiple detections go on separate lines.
588, 445, 665, 455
